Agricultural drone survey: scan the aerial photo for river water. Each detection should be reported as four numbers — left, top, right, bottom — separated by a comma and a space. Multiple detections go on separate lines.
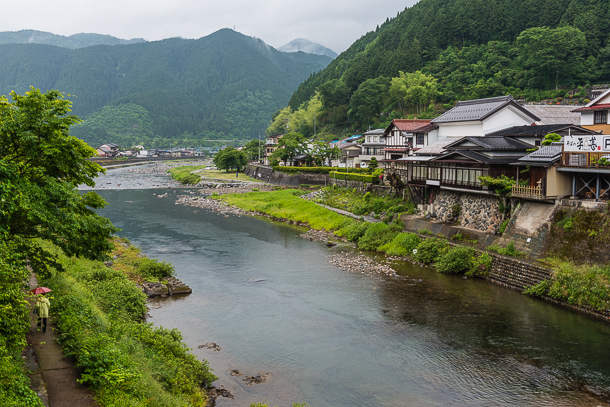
93, 168, 610, 407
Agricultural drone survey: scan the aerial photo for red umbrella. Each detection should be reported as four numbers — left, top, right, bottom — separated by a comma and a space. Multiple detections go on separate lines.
30, 287, 52, 295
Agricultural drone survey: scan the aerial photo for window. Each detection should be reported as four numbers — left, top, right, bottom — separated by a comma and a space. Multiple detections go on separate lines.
417, 134, 424, 145
594, 110, 608, 124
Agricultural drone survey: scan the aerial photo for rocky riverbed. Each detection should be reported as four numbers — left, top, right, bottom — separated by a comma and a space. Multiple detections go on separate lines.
328, 252, 399, 278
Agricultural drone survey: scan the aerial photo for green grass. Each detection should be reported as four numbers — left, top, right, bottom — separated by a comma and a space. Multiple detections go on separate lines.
168, 165, 205, 185
531, 258, 610, 310
316, 187, 415, 217
217, 189, 351, 231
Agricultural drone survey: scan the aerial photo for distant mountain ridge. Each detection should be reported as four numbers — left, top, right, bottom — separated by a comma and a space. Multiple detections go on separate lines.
278, 38, 337, 59
0, 29, 145, 48
0, 29, 332, 147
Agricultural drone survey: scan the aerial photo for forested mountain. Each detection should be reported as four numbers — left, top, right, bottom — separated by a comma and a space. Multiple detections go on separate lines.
279, 39, 338, 59
0, 30, 145, 48
0, 29, 332, 148
278, 0, 610, 137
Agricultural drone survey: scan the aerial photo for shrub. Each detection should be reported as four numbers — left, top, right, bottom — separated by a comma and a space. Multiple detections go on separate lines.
523, 280, 551, 297
414, 238, 449, 264
418, 229, 433, 235
498, 242, 525, 257
357, 222, 402, 251
466, 252, 493, 277
499, 219, 509, 234
378, 233, 421, 256
435, 246, 475, 274
136, 258, 175, 280
338, 220, 370, 242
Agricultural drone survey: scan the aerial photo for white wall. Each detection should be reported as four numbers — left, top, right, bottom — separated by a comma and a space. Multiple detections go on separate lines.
437, 122, 484, 139
482, 106, 535, 134
580, 111, 594, 126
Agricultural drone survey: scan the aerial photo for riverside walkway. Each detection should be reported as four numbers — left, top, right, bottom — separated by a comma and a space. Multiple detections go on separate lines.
27, 274, 98, 407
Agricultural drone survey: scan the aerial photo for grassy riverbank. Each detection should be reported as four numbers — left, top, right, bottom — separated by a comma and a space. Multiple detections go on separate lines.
169, 166, 261, 185
38, 241, 216, 406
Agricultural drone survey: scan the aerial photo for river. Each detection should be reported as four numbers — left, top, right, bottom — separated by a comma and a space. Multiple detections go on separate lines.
93, 167, 610, 407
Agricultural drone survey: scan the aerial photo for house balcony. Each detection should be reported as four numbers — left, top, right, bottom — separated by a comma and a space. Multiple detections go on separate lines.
561, 152, 610, 168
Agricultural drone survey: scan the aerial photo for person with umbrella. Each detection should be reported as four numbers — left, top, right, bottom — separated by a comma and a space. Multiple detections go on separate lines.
32, 287, 51, 333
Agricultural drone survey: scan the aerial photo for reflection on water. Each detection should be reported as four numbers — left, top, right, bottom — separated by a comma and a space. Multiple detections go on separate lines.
97, 189, 610, 407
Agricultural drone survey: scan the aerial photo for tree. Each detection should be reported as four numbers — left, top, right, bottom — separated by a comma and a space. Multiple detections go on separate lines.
515, 26, 587, 89
348, 77, 390, 125
270, 132, 309, 163
213, 147, 247, 171
0, 88, 117, 266
389, 71, 441, 113
369, 157, 379, 170
242, 139, 262, 161
319, 79, 351, 109
310, 141, 340, 166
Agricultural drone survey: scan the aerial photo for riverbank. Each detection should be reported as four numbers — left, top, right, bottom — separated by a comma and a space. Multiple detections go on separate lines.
35, 240, 217, 406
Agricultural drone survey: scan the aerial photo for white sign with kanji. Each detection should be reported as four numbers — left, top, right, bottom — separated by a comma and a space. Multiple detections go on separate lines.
564, 135, 610, 152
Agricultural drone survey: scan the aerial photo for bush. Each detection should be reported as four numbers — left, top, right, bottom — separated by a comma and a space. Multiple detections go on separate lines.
337, 220, 370, 242
330, 171, 375, 183
136, 258, 175, 280
435, 246, 475, 274
466, 252, 493, 277
378, 233, 421, 256
414, 238, 449, 264
418, 229, 433, 235
357, 222, 402, 251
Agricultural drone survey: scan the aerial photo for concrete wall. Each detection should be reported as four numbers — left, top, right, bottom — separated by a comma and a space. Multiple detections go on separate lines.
546, 166, 572, 197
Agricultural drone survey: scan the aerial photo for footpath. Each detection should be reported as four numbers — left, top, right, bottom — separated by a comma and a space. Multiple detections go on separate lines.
26, 274, 98, 407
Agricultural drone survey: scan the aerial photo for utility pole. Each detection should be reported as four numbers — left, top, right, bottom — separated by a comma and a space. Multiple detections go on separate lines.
258, 133, 261, 163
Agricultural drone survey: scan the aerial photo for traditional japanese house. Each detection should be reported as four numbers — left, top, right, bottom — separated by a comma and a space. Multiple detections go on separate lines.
381, 119, 437, 165
572, 89, 610, 135
485, 124, 599, 148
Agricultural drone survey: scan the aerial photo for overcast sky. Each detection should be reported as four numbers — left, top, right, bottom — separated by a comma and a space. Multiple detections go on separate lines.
5, 0, 419, 54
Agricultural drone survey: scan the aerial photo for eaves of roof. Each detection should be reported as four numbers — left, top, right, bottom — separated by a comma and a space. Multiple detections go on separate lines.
571, 104, 610, 112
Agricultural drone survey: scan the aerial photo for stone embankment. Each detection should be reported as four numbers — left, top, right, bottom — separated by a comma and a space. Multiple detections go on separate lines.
139, 277, 192, 298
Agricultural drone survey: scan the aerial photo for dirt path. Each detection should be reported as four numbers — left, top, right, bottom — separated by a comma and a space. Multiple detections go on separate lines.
27, 274, 98, 407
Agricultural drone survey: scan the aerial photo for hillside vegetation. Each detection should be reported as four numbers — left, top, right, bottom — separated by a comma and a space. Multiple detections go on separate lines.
0, 29, 331, 148
0, 29, 145, 48
277, 0, 610, 136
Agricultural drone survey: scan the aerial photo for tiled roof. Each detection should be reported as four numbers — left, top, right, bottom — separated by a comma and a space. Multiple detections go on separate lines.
516, 145, 563, 164
433, 150, 523, 164
363, 128, 385, 136
413, 138, 458, 156
385, 119, 433, 134
486, 124, 592, 137
446, 136, 532, 151
432, 95, 540, 123
571, 103, 610, 112
523, 105, 581, 125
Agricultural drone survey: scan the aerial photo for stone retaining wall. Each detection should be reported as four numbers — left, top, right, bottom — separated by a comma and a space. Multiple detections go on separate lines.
433, 190, 501, 233
487, 254, 610, 323
330, 178, 395, 196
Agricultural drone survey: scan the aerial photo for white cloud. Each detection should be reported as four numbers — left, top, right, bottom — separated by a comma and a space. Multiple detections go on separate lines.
4, 0, 418, 53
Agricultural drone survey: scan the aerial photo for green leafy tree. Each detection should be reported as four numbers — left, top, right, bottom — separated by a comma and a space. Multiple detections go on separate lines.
515, 26, 587, 89
242, 139, 263, 161
389, 71, 441, 113
213, 147, 247, 171
348, 77, 390, 125
270, 132, 308, 163
369, 157, 379, 170
542, 132, 562, 146
310, 141, 340, 166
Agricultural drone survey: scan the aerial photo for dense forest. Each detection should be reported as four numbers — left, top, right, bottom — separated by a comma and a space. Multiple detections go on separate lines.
0, 29, 332, 148
273, 0, 610, 137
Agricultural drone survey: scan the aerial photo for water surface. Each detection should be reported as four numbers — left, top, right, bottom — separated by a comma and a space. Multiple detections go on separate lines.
97, 186, 610, 407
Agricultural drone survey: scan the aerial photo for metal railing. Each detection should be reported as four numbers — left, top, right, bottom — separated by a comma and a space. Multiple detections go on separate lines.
512, 185, 543, 199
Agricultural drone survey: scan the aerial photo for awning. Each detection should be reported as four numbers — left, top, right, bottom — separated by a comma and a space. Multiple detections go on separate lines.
397, 156, 435, 162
